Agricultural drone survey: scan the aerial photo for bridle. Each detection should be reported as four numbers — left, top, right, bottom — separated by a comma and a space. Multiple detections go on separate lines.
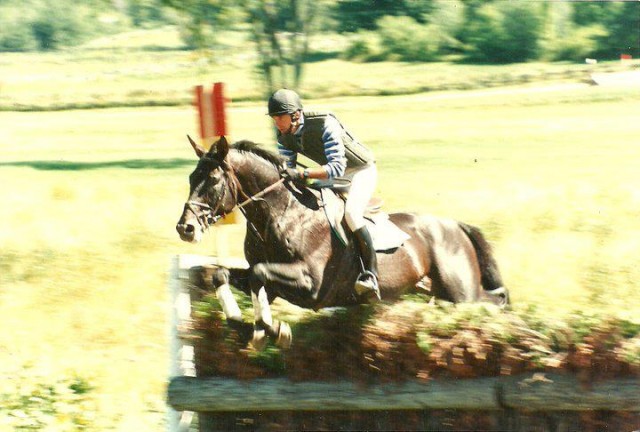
184, 161, 285, 232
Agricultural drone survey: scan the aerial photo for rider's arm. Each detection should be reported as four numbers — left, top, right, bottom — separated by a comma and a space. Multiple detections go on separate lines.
319, 115, 347, 179
277, 142, 297, 168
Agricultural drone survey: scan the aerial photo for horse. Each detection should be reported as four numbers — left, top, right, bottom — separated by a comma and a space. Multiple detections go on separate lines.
176, 136, 509, 349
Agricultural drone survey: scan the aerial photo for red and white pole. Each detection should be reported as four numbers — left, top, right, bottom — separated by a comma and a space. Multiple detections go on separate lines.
194, 82, 228, 150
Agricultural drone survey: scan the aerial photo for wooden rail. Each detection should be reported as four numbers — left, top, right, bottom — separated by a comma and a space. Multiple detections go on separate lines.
168, 374, 640, 413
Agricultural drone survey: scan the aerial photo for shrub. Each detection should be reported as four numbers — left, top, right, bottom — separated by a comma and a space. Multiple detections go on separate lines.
545, 25, 607, 62
341, 31, 383, 62
428, 0, 465, 54
128, 0, 176, 28
464, 2, 543, 63
342, 16, 445, 63
376, 16, 442, 62
0, 7, 38, 52
31, 3, 94, 51
0, 1, 121, 52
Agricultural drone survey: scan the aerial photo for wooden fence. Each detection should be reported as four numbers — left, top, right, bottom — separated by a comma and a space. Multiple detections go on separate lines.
168, 374, 640, 413
167, 255, 640, 431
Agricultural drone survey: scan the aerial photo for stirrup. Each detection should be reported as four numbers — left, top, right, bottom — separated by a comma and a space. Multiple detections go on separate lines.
486, 286, 509, 307
355, 271, 381, 301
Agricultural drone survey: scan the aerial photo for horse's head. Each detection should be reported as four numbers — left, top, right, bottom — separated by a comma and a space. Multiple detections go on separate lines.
176, 135, 237, 243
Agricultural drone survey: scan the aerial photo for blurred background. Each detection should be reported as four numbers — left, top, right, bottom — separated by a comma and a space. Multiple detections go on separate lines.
1, 0, 639, 430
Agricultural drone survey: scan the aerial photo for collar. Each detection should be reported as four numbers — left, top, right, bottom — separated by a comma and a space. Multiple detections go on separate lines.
293, 112, 305, 136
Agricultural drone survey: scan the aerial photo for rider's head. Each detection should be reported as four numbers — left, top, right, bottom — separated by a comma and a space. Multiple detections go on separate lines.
268, 89, 302, 135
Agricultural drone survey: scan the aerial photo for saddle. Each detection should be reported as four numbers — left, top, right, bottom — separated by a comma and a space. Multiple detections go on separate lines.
308, 179, 410, 251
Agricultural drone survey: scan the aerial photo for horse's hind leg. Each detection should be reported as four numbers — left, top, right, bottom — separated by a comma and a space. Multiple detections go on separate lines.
457, 222, 510, 307
206, 264, 304, 350
250, 286, 292, 350
249, 262, 314, 350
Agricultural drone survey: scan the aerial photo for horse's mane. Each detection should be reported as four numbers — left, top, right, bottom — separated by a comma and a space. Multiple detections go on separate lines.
232, 140, 284, 169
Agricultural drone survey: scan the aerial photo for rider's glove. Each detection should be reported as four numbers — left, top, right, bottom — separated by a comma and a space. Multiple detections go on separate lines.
281, 167, 304, 185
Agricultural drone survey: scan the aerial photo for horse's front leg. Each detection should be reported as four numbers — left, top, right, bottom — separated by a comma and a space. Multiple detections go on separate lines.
249, 262, 314, 350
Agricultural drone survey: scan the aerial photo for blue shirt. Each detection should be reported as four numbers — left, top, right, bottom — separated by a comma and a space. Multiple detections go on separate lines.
277, 113, 347, 178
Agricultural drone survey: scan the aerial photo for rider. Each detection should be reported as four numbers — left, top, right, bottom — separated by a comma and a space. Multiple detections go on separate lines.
267, 88, 380, 301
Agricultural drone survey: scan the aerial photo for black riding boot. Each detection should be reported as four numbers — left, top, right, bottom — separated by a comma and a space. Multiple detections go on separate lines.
353, 226, 380, 302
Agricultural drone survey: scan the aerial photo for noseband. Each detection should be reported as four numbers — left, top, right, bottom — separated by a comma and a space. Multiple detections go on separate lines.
185, 184, 227, 230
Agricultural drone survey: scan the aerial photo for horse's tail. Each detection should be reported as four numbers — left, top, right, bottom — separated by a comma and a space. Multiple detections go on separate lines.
458, 222, 509, 305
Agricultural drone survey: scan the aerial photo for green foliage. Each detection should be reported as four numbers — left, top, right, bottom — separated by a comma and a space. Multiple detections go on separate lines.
597, 2, 640, 59
464, 2, 543, 63
571, 1, 610, 26
0, 0, 123, 52
339, 0, 463, 62
545, 25, 607, 62
343, 15, 450, 63
160, 0, 241, 50
376, 16, 443, 62
0, 366, 95, 430
341, 31, 383, 62
0, 6, 38, 51
427, 0, 465, 54
333, 0, 434, 32
127, 0, 177, 28
567, 1, 640, 59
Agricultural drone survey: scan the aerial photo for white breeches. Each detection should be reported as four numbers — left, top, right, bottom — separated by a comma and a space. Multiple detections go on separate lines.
345, 164, 377, 231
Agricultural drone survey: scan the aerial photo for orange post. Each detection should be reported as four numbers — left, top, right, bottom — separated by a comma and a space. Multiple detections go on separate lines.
193, 82, 228, 150
212, 82, 227, 137
193, 82, 238, 225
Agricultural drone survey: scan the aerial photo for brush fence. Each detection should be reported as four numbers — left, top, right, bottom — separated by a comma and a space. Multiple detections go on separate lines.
167, 254, 640, 432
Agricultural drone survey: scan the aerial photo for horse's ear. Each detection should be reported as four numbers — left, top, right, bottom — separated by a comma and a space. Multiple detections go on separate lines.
216, 136, 229, 161
187, 134, 206, 158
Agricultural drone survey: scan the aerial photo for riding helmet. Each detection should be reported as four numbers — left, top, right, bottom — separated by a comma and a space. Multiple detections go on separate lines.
267, 89, 303, 116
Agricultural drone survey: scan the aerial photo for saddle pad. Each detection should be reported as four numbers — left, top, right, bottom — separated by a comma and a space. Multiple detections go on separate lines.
320, 189, 410, 251
364, 212, 411, 251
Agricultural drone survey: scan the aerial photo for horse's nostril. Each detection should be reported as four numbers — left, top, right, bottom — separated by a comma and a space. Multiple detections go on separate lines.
176, 223, 195, 236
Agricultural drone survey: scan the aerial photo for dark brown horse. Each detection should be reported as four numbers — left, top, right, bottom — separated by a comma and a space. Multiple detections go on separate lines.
176, 136, 508, 349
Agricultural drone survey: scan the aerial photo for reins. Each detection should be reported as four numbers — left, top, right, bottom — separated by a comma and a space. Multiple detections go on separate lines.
236, 178, 285, 213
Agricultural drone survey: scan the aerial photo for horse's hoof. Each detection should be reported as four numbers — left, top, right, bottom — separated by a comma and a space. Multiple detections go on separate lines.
250, 329, 268, 351
275, 321, 292, 349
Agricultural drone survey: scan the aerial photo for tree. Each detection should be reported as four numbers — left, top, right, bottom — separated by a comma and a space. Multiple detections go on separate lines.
244, 0, 319, 93
162, 0, 324, 94
596, 2, 640, 58
570, 1, 639, 59
0, 0, 114, 52
333, 0, 434, 32
160, 0, 239, 49
127, 0, 175, 28
463, 2, 543, 63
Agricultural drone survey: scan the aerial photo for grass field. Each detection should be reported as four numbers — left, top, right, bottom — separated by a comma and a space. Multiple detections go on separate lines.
1, 27, 639, 430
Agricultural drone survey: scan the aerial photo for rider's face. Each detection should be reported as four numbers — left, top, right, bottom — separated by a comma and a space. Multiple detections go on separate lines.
271, 114, 293, 134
